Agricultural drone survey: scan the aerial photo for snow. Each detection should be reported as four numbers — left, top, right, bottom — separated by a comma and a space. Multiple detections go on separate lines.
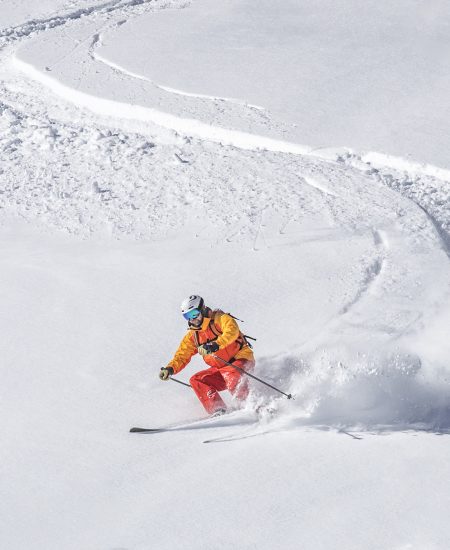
1, 1, 450, 549
11, 0, 450, 172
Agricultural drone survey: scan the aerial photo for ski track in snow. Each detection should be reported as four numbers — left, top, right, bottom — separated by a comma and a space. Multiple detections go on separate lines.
0, 0, 448, 347
0, 1, 449, 413
0, 0, 164, 43
2, 0, 448, 246
338, 233, 385, 317
91, 30, 266, 112
1, 5, 450, 549
302, 175, 339, 197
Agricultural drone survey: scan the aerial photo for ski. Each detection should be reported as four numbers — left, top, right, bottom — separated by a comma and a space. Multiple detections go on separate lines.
203, 428, 272, 444
130, 427, 174, 434
130, 409, 259, 435
130, 416, 212, 434
203, 407, 278, 443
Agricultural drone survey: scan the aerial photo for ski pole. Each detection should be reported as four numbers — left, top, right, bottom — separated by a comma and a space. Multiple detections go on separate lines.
212, 355, 293, 399
170, 377, 191, 388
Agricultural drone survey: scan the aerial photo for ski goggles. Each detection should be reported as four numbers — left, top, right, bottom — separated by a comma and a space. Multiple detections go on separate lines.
183, 308, 201, 321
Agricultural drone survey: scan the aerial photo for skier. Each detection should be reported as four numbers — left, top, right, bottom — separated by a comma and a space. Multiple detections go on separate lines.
159, 295, 255, 415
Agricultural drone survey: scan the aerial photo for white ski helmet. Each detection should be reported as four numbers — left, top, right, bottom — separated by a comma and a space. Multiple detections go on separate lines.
181, 295, 205, 318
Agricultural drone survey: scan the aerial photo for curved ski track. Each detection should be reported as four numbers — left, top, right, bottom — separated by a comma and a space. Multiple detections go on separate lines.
0, 0, 448, 345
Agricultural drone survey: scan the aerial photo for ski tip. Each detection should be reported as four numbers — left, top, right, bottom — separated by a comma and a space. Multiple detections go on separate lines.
130, 427, 164, 433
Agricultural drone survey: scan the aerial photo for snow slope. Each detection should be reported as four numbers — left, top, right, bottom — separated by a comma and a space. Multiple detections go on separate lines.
1, 1, 450, 549
12, 0, 450, 173
0, 0, 103, 27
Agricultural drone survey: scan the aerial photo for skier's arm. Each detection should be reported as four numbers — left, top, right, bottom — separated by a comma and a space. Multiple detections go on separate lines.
215, 314, 240, 348
167, 332, 198, 374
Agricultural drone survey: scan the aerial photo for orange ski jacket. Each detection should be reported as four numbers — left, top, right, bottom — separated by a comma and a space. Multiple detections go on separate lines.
168, 310, 254, 374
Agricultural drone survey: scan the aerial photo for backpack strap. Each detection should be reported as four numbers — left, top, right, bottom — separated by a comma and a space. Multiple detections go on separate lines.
209, 311, 223, 339
192, 331, 200, 347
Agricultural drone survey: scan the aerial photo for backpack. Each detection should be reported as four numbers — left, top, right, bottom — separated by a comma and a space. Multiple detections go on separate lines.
209, 309, 257, 349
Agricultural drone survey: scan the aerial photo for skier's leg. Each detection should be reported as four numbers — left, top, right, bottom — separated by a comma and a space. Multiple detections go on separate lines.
220, 359, 255, 403
189, 367, 227, 414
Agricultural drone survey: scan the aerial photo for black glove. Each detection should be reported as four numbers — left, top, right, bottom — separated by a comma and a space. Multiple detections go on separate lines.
198, 342, 219, 356
159, 366, 174, 381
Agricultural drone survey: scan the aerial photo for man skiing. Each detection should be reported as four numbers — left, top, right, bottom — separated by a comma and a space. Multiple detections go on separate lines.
159, 295, 255, 415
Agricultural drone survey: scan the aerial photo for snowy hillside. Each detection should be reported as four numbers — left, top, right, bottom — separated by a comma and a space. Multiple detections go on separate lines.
1, 1, 450, 549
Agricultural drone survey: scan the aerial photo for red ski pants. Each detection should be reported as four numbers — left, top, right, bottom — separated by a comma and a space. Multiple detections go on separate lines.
189, 359, 255, 414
